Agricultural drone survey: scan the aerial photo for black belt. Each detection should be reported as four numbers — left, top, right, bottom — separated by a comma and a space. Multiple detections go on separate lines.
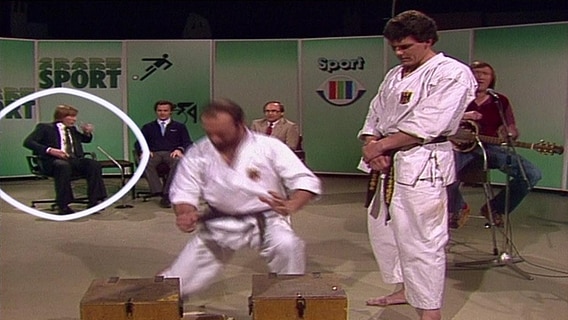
426, 136, 448, 144
364, 136, 448, 208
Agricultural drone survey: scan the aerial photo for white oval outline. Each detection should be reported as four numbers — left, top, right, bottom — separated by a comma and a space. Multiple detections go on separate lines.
0, 87, 150, 221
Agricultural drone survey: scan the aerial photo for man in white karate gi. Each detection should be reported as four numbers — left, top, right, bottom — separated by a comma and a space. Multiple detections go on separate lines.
159, 98, 321, 298
359, 10, 477, 320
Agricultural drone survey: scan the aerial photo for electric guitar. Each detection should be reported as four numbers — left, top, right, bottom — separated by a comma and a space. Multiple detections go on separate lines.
449, 120, 564, 155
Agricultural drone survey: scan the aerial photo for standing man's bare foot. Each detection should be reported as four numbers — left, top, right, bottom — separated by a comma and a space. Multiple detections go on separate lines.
366, 289, 407, 307
418, 308, 441, 320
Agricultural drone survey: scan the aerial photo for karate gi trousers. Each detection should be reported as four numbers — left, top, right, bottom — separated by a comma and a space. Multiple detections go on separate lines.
160, 210, 306, 298
368, 178, 449, 309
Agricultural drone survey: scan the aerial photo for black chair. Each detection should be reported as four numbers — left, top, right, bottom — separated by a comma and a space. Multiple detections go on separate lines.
95, 147, 136, 200
294, 135, 306, 163
132, 150, 171, 201
26, 154, 93, 210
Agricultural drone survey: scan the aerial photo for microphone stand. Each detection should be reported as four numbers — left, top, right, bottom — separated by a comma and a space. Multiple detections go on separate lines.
97, 146, 134, 209
455, 91, 533, 280
493, 92, 532, 279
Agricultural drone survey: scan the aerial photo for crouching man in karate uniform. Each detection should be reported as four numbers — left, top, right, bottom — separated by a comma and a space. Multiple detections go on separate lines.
159, 98, 322, 298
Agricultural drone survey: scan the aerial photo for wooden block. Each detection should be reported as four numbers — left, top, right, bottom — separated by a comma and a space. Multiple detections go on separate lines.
80, 276, 182, 320
249, 273, 348, 320
182, 311, 229, 320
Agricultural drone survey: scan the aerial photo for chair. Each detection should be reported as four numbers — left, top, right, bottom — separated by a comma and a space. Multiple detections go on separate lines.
132, 150, 171, 201
26, 154, 91, 210
294, 135, 306, 163
95, 146, 135, 200
460, 161, 491, 188
453, 142, 533, 280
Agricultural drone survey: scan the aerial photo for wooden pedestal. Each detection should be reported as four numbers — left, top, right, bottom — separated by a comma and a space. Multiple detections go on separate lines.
80, 276, 182, 320
249, 273, 348, 320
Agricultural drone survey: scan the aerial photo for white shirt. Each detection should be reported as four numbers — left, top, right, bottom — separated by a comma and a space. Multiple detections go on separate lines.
57, 122, 73, 151
169, 130, 321, 214
358, 53, 477, 185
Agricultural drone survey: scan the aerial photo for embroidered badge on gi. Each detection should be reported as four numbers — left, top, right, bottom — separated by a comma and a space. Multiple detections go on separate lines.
399, 91, 412, 104
247, 168, 261, 181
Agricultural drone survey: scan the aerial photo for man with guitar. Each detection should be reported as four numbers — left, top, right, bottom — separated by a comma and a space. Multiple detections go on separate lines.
447, 60, 543, 229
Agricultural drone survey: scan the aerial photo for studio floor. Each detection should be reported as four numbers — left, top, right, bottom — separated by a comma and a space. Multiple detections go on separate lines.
1, 175, 567, 320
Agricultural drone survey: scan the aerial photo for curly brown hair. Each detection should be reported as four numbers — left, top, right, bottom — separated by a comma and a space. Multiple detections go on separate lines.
383, 10, 438, 44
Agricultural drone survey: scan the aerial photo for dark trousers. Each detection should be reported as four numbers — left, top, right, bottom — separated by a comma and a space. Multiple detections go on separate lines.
145, 151, 179, 195
43, 158, 107, 208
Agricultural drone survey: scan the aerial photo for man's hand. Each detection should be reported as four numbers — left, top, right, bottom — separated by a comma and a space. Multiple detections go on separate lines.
170, 149, 183, 158
498, 124, 519, 140
363, 132, 419, 165
362, 140, 385, 163
259, 190, 314, 216
173, 203, 200, 233
462, 111, 482, 121
367, 154, 392, 172
48, 148, 70, 159
80, 122, 94, 134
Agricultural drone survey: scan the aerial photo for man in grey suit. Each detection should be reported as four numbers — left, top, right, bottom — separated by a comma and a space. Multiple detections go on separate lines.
250, 101, 300, 150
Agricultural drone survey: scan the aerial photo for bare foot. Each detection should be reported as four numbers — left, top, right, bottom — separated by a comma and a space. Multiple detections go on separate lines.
419, 309, 441, 320
366, 289, 407, 307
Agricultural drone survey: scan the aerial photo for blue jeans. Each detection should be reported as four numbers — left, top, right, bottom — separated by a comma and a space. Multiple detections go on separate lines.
447, 144, 542, 215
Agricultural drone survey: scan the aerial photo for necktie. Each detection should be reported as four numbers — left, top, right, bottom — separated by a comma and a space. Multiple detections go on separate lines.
266, 122, 274, 135
64, 127, 74, 157
160, 121, 167, 136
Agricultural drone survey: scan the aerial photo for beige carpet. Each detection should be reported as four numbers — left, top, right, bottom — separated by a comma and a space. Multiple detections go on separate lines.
1, 175, 567, 320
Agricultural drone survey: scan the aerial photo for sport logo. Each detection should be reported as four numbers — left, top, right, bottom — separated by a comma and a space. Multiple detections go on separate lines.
132, 54, 173, 81
316, 75, 366, 107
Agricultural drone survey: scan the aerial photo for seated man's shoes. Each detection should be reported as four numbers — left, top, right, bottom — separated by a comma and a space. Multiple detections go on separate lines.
58, 206, 75, 215
159, 196, 171, 208
457, 203, 471, 228
449, 203, 470, 229
480, 206, 504, 228
87, 199, 105, 214
449, 213, 460, 229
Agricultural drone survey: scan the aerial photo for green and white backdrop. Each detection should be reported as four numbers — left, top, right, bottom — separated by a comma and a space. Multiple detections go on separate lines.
1, 22, 567, 191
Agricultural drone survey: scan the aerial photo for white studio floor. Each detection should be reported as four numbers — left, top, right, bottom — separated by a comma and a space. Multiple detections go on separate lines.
1, 175, 567, 320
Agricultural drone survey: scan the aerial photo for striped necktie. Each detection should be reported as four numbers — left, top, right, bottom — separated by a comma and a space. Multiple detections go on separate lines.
64, 127, 75, 157
266, 122, 274, 135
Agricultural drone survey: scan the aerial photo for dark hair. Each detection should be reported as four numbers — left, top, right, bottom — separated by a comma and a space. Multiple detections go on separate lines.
383, 10, 438, 44
154, 100, 175, 112
53, 104, 78, 121
201, 98, 245, 125
470, 60, 497, 89
263, 100, 285, 112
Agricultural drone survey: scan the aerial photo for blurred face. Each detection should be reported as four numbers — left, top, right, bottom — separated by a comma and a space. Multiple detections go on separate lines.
263, 102, 284, 122
202, 112, 245, 152
61, 114, 77, 127
155, 104, 173, 120
389, 36, 434, 71
472, 66, 494, 92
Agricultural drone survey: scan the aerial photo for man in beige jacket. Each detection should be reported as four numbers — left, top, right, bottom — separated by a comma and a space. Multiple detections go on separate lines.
250, 101, 300, 150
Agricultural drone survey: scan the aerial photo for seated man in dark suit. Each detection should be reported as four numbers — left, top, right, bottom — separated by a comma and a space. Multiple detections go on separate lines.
23, 104, 107, 214
134, 100, 192, 208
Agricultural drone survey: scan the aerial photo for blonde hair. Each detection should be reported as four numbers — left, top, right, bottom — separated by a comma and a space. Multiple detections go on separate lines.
53, 104, 78, 121
470, 60, 497, 89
